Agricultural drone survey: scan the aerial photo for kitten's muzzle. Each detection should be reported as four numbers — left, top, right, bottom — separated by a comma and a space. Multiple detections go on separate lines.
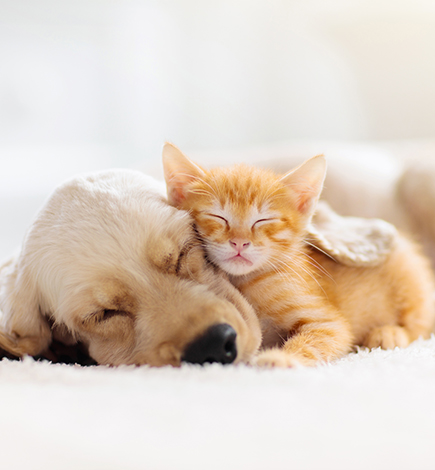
182, 323, 237, 365
229, 239, 251, 253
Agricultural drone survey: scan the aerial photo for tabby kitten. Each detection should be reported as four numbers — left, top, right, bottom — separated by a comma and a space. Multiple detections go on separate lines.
162, 143, 435, 367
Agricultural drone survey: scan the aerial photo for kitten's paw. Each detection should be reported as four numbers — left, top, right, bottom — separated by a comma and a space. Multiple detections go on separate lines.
363, 325, 410, 350
255, 348, 304, 368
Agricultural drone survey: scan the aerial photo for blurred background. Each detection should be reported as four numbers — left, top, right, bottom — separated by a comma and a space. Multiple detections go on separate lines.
1, 0, 435, 257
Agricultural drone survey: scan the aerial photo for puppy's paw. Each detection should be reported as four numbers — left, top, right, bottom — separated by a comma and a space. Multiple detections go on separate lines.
255, 348, 303, 368
363, 325, 410, 350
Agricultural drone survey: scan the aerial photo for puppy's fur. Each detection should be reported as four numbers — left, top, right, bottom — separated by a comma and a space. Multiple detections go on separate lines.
0, 170, 261, 366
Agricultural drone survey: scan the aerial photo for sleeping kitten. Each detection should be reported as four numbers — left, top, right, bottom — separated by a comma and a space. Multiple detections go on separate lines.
162, 143, 435, 367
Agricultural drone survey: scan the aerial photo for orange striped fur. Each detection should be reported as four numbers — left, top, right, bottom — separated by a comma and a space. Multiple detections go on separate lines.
162, 143, 435, 367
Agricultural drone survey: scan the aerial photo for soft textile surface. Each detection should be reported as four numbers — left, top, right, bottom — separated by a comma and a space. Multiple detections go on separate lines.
2, 338, 435, 470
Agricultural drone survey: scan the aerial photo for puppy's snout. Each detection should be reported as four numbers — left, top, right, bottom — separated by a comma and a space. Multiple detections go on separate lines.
182, 323, 237, 365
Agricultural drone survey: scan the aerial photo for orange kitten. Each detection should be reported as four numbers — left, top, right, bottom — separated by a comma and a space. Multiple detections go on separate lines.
162, 143, 435, 367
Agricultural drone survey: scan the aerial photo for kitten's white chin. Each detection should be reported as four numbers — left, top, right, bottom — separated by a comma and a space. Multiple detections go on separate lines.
218, 257, 257, 276
207, 246, 263, 275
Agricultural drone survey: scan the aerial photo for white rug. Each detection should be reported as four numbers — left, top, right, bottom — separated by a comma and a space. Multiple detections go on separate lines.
2, 337, 435, 470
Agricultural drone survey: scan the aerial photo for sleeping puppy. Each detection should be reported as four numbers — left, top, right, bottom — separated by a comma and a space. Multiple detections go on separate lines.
0, 170, 262, 366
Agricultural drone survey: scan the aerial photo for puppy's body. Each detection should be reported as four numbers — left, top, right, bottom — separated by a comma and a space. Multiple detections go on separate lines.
0, 170, 261, 366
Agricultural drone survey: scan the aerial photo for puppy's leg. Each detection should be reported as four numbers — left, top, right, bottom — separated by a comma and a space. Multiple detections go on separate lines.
0, 257, 51, 356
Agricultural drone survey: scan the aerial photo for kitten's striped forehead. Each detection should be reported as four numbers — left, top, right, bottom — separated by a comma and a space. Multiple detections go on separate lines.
208, 164, 284, 213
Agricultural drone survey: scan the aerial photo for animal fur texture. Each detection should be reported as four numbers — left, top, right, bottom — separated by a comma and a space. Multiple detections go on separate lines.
0, 169, 261, 366
163, 143, 435, 368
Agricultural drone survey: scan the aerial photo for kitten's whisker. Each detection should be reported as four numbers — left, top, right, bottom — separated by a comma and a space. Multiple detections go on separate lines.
304, 259, 334, 283
303, 255, 335, 283
262, 257, 291, 279
273, 251, 328, 296
264, 260, 295, 283
289, 248, 335, 282
290, 259, 328, 298
189, 189, 214, 197
268, 257, 310, 289
304, 240, 336, 262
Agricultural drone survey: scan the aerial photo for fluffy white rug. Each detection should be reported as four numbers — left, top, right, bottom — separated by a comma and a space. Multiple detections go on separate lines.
2, 338, 435, 470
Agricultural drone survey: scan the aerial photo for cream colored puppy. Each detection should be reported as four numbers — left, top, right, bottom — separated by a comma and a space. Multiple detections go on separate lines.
0, 170, 261, 366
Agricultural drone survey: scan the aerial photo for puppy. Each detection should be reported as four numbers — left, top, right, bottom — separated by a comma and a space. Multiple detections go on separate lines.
0, 170, 261, 366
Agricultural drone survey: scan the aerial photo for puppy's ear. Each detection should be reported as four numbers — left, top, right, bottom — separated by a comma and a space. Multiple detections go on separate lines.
162, 142, 206, 207
0, 258, 51, 357
308, 201, 397, 267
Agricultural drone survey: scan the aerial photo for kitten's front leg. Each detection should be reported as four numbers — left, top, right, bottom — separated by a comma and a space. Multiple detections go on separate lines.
255, 305, 353, 368
255, 348, 306, 368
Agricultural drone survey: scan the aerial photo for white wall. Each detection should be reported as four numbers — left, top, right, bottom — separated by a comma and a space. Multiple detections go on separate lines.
1, 0, 435, 169
0, 0, 435, 259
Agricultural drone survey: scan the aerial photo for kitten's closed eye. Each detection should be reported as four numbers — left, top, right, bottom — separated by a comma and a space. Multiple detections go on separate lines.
205, 214, 279, 230
252, 218, 279, 229
205, 214, 229, 228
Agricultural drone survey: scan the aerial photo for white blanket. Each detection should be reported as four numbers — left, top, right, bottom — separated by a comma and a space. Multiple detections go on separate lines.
2, 337, 435, 470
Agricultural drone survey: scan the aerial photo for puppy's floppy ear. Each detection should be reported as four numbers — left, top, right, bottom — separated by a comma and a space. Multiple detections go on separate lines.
0, 257, 51, 357
280, 155, 326, 220
162, 142, 206, 207
308, 201, 397, 267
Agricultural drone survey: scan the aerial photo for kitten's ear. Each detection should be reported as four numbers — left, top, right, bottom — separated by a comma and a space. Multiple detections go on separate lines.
162, 142, 206, 206
281, 155, 326, 218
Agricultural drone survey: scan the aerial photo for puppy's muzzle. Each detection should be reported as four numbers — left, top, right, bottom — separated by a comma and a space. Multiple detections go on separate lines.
182, 323, 237, 365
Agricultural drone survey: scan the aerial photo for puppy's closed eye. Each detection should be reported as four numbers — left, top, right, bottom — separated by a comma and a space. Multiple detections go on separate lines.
83, 308, 131, 325
100, 309, 131, 321
80, 308, 135, 342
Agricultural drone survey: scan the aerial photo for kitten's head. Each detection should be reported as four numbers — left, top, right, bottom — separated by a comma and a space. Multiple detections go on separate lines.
162, 143, 326, 276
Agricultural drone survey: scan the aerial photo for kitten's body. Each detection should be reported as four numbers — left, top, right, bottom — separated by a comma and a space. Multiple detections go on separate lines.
163, 143, 435, 367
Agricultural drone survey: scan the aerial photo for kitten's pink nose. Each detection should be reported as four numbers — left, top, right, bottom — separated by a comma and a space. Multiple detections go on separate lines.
229, 239, 251, 253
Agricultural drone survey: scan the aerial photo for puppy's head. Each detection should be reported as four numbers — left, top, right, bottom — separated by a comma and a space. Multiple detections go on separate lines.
1, 170, 261, 366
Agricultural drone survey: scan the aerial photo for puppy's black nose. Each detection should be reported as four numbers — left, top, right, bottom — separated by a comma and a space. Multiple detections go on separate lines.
182, 323, 237, 365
